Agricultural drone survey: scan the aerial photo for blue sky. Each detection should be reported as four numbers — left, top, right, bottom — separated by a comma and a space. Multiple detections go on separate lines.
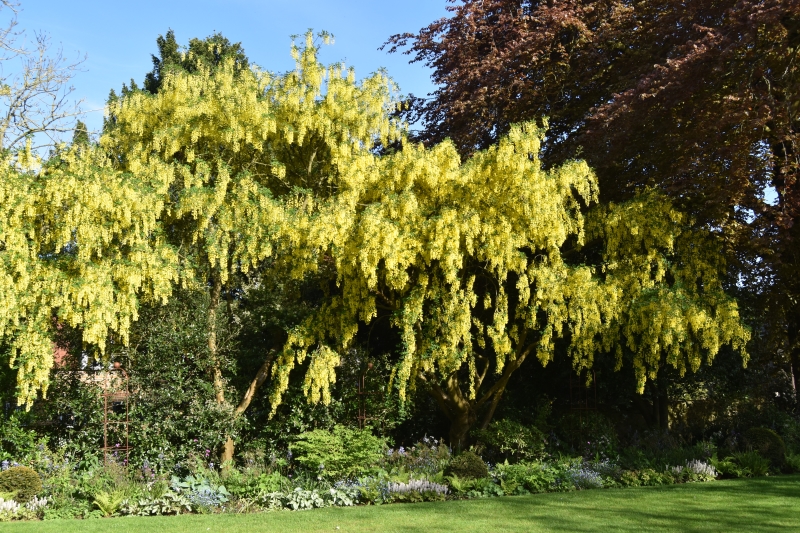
17, 0, 449, 134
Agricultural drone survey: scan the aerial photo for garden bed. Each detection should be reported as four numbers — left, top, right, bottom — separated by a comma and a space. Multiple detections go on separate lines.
1, 475, 798, 533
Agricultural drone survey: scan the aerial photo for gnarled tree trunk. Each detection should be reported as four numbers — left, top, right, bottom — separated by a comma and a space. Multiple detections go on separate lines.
423, 340, 534, 450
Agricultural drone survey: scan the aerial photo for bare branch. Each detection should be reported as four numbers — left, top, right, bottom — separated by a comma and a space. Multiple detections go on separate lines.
0, 3, 85, 153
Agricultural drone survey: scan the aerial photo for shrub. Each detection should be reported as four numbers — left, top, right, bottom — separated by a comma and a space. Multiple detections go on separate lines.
473, 419, 546, 462
0, 415, 38, 462
710, 455, 746, 478
743, 427, 786, 469
292, 425, 386, 480
0, 466, 41, 502
785, 453, 800, 474
733, 451, 770, 477
445, 450, 488, 480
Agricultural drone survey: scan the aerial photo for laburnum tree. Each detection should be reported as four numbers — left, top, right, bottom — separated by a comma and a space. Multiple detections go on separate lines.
0, 32, 749, 453
269, 122, 750, 446
99, 30, 405, 463
386, 0, 800, 385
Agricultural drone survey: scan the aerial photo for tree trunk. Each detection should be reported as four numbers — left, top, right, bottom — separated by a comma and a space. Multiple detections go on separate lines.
209, 275, 225, 405
788, 308, 800, 403
424, 344, 532, 450
448, 411, 474, 452
220, 352, 276, 467
207, 275, 237, 467
657, 376, 669, 431
426, 372, 477, 451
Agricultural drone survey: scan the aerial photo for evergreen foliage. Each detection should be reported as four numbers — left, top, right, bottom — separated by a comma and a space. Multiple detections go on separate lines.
291, 425, 386, 480
446, 450, 488, 480
0, 466, 41, 502
743, 427, 787, 469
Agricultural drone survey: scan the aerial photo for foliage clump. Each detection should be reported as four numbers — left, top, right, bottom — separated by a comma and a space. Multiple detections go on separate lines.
743, 428, 786, 469
446, 451, 488, 480
292, 425, 386, 480
0, 466, 41, 502
473, 419, 546, 462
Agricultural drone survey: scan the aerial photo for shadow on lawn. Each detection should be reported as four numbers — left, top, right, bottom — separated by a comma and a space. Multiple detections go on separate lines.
460, 477, 799, 533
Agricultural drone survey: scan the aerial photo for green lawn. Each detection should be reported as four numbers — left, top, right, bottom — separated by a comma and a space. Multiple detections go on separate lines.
3, 476, 799, 533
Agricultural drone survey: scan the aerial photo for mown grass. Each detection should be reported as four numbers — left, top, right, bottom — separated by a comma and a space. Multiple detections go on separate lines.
3, 475, 799, 533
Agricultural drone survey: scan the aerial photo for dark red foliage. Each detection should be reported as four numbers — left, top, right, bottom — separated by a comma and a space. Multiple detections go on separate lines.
387, 0, 800, 382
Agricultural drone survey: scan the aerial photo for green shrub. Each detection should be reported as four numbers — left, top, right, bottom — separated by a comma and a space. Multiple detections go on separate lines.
445, 450, 488, 480
743, 427, 786, 469
473, 419, 546, 462
733, 451, 770, 477
0, 415, 38, 462
0, 466, 42, 502
292, 425, 386, 480
711, 455, 747, 478
784, 453, 800, 473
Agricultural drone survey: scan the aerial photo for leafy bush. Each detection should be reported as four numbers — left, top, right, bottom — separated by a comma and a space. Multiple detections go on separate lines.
733, 450, 770, 477
0, 415, 38, 462
0, 466, 41, 502
170, 475, 229, 508
445, 450, 488, 480
121, 490, 193, 516
473, 419, 546, 462
257, 486, 360, 510
785, 453, 800, 473
226, 471, 288, 499
743, 427, 786, 469
587, 458, 622, 481
493, 459, 574, 494
710, 455, 747, 478
292, 425, 386, 480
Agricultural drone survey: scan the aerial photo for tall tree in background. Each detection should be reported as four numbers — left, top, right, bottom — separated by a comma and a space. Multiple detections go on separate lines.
386, 0, 800, 388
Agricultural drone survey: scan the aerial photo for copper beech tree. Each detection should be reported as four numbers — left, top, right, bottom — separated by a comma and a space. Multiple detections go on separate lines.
386, 0, 799, 390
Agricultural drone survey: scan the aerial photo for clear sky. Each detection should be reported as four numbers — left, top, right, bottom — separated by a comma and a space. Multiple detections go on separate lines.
16, 0, 449, 134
